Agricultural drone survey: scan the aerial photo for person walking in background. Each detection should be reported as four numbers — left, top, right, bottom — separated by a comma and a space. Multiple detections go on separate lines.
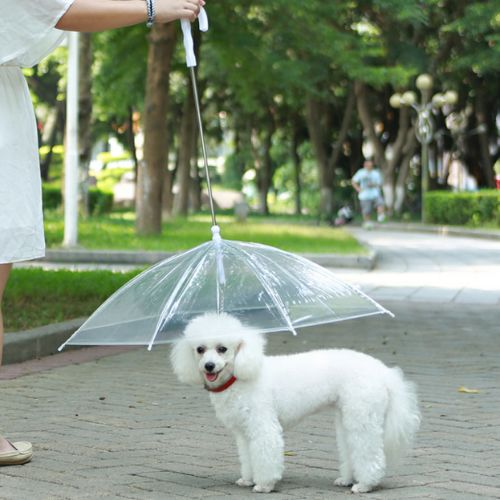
0, 0, 204, 466
352, 159, 386, 228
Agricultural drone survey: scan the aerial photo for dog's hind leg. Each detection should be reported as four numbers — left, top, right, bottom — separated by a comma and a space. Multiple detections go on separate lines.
342, 404, 386, 493
334, 413, 354, 487
235, 434, 254, 487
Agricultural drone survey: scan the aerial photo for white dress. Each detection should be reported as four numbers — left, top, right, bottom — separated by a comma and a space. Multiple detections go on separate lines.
0, 0, 74, 263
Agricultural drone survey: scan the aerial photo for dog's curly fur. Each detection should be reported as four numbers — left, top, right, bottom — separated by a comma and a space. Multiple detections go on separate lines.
170, 312, 420, 494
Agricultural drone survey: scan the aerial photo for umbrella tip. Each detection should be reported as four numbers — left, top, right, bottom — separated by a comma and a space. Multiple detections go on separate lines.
211, 225, 222, 242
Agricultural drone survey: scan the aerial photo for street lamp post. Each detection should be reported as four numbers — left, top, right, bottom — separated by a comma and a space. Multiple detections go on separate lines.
390, 74, 457, 220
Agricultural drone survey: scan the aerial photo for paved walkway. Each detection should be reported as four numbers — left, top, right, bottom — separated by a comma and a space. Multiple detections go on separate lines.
1, 229, 500, 499
337, 228, 500, 305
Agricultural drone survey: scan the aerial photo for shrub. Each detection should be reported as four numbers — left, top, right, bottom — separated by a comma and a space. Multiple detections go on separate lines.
88, 187, 114, 215
42, 184, 63, 209
424, 190, 500, 227
42, 184, 114, 215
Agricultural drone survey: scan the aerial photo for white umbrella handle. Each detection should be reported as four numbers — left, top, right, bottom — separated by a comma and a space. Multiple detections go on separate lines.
180, 8, 208, 67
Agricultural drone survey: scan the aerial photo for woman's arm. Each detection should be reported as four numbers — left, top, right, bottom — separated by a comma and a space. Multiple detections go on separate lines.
56, 0, 204, 32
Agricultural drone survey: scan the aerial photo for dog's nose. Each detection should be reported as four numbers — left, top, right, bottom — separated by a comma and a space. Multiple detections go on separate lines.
205, 362, 216, 372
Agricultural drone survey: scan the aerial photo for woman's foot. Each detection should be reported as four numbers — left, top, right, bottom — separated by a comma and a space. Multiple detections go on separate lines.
0, 437, 32, 465
0, 436, 15, 453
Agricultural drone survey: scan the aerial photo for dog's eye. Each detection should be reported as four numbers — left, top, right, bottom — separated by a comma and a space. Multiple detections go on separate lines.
196, 346, 206, 354
216, 346, 227, 354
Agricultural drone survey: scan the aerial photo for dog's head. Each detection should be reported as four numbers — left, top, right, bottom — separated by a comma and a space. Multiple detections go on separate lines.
170, 312, 266, 389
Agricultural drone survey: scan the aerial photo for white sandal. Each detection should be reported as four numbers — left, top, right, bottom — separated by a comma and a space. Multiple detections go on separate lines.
0, 441, 32, 465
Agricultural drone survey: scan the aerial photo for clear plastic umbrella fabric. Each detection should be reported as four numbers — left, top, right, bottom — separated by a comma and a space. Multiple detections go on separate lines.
60, 226, 392, 350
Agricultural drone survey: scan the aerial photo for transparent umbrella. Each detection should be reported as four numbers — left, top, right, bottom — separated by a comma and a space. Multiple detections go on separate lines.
60, 225, 392, 350
59, 11, 393, 351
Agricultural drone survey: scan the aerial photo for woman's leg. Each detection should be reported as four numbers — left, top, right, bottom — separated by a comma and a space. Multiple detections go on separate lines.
0, 263, 16, 453
0, 263, 13, 367
0, 263, 12, 367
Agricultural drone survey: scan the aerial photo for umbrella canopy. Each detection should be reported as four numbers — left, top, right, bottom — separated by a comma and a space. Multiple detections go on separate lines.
60, 226, 392, 350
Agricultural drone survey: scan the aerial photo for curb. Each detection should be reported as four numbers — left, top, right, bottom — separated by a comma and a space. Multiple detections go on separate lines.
374, 223, 500, 240
42, 248, 377, 270
301, 251, 376, 270
4, 318, 86, 366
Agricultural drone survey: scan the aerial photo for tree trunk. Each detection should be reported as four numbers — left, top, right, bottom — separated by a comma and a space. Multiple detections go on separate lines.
40, 100, 65, 181
475, 88, 493, 187
355, 81, 418, 215
173, 75, 197, 215
78, 33, 93, 216
394, 128, 417, 214
305, 98, 334, 218
173, 28, 201, 216
291, 123, 302, 216
384, 106, 412, 214
328, 86, 356, 171
190, 148, 202, 212
127, 107, 139, 184
162, 153, 177, 218
354, 81, 386, 169
136, 24, 177, 235
260, 119, 274, 215
251, 117, 275, 216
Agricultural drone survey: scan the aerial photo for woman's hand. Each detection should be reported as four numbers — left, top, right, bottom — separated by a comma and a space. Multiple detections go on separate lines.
57, 0, 206, 32
156, 0, 206, 23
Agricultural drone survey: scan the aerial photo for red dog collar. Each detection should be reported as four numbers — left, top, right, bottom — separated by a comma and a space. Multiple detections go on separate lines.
206, 375, 237, 393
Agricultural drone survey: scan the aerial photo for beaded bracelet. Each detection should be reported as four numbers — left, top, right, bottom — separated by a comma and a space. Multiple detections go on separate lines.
145, 0, 155, 28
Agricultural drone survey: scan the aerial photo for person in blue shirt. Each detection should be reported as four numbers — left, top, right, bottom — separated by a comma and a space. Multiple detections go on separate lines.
352, 159, 386, 228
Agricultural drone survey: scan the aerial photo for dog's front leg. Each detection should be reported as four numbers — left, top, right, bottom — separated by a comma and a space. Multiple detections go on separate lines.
235, 433, 253, 487
248, 419, 284, 493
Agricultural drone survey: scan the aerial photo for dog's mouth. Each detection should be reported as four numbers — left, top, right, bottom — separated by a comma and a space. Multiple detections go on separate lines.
204, 371, 220, 383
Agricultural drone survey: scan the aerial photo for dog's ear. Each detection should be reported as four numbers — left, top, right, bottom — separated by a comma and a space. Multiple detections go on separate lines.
233, 330, 266, 381
170, 338, 204, 386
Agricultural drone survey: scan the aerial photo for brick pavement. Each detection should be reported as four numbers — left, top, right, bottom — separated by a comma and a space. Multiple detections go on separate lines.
1, 300, 500, 499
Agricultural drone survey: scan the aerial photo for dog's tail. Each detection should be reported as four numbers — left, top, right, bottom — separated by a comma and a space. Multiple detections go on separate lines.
384, 367, 421, 465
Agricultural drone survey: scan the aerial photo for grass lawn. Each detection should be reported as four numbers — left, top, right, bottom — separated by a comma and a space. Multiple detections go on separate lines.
44, 212, 365, 254
4, 268, 140, 332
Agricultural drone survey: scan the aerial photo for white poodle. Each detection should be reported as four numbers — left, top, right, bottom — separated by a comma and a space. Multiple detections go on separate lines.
170, 312, 420, 494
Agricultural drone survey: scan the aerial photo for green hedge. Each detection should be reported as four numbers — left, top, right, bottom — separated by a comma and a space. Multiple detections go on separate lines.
424, 190, 500, 227
42, 185, 114, 215
88, 187, 114, 215
42, 184, 63, 210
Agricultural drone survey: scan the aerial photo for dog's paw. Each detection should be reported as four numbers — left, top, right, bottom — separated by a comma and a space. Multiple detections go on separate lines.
253, 483, 274, 493
351, 483, 373, 494
236, 478, 254, 487
334, 477, 353, 487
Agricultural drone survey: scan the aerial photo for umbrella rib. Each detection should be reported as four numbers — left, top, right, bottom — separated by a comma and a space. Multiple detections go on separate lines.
59, 244, 210, 350
246, 249, 345, 320
245, 242, 352, 293
272, 249, 393, 316
227, 242, 298, 335
147, 249, 210, 350
244, 247, 359, 325
286, 250, 394, 319
231, 243, 392, 326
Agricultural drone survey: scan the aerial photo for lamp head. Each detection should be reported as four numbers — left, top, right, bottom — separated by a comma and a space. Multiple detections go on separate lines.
431, 93, 446, 108
401, 91, 417, 106
444, 90, 458, 105
389, 93, 402, 108
416, 73, 433, 91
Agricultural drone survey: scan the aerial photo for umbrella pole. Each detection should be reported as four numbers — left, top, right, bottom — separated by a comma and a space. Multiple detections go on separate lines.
189, 67, 217, 228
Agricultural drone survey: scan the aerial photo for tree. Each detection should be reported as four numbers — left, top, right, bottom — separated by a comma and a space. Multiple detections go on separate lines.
79, 33, 93, 216
136, 23, 178, 235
